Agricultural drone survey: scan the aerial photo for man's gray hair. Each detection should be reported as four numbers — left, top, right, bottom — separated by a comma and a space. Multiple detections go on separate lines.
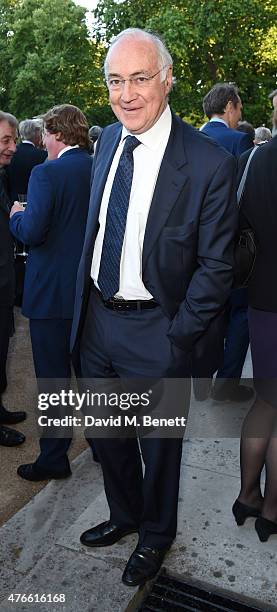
0, 110, 18, 129
19, 119, 42, 142
254, 126, 272, 144
104, 28, 173, 82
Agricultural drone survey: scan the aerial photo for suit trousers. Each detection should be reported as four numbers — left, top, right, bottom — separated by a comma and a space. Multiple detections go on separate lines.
29, 318, 75, 472
80, 288, 191, 549
215, 288, 249, 381
0, 306, 13, 396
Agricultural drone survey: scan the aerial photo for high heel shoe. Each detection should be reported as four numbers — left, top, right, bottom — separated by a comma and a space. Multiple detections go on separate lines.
232, 499, 261, 526
255, 517, 277, 542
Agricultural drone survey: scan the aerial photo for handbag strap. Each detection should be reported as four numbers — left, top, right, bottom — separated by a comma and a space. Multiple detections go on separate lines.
237, 146, 258, 208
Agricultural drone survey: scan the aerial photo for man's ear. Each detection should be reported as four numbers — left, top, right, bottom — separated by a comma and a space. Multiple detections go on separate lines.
224, 100, 232, 114
55, 131, 62, 141
165, 65, 173, 94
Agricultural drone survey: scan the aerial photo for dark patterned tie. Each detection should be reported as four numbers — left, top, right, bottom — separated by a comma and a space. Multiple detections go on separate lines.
98, 135, 141, 299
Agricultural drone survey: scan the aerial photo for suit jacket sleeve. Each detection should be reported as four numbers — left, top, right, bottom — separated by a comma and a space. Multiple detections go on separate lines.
9, 164, 53, 246
238, 133, 254, 156
168, 154, 237, 352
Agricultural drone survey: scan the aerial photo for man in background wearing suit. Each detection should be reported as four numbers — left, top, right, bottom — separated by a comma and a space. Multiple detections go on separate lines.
10, 104, 92, 479
0, 111, 26, 446
7, 119, 47, 202
202, 83, 253, 157
202, 83, 254, 403
7, 119, 47, 307
71, 29, 237, 586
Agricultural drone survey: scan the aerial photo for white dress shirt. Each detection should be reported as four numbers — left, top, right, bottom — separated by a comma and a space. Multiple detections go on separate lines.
210, 116, 229, 127
57, 145, 79, 158
91, 105, 172, 300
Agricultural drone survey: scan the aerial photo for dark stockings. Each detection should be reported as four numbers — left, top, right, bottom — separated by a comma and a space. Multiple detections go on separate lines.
238, 397, 277, 522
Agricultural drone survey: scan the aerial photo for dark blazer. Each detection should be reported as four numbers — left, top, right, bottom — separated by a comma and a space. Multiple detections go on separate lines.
202, 121, 253, 158
9, 149, 92, 319
239, 136, 277, 312
71, 113, 237, 359
7, 143, 47, 202
0, 171, 15, 307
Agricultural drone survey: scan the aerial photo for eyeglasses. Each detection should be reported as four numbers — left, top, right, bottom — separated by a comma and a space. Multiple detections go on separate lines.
106, 66, 169, 91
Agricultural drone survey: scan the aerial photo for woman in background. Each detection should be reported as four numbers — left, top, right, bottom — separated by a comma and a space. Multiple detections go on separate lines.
232, 109, 277, 542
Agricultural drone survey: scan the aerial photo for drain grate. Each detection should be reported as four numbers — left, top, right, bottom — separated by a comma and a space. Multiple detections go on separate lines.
137, 571, 265, 612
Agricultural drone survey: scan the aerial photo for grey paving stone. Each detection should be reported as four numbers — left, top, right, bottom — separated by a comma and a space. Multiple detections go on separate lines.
0, 548, 136, 612
0, 450, 103, 587
56, 462, 276, 610
1, 354, 276, 612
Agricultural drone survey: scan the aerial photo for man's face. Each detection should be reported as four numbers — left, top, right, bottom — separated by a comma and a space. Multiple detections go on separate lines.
0, 121, 17, 166
43, 129, 64, 159
272, 94, 277, 110
106, 36, 172, 134
228, 98, 242, 129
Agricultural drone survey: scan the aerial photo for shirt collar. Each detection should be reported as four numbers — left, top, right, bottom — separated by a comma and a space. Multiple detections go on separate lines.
121, 105, 172, 151
58, 144, 79, 158
210, 116, 229, 128
22, 140, 35, 146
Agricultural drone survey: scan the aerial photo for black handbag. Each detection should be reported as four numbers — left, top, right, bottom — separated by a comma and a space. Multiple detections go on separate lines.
233, 147, 257, 288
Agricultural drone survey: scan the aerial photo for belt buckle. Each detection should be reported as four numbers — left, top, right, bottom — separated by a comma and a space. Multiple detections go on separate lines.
109, 297, 126, 310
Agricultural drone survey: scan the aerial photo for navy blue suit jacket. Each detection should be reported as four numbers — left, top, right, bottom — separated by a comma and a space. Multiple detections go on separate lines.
0, 171, 15, 307
71, 113, 237, 363
7, 142, 47, 202
202, 121, 253, 158
10, 148, 92, 319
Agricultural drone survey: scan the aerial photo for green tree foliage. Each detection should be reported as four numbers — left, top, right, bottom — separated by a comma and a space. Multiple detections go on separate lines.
1, 0, 276, 128
94, 0, 277, 127
0, 0, 16, 109
0, 0, 112, 125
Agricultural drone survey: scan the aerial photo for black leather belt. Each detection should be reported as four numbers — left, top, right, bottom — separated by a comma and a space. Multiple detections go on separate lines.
93, 285, 159, 311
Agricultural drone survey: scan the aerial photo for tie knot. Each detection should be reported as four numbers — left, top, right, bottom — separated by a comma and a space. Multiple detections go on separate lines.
123, 135, 141, 154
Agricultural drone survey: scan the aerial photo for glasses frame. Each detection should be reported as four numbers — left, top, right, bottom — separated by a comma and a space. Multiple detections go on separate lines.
106, 65, 169, 91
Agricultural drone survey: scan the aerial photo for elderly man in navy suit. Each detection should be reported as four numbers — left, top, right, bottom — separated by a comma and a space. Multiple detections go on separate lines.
71, 29, 237, 586
10, 104, 92, 480
0, 111, 26, 447
202, 83, 254, 403
7, 119, 47, 202
7, 119, 47, 307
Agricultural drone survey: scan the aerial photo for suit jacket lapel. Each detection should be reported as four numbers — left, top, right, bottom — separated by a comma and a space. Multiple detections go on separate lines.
83, 125, 121, 253
142, 113, 189, 270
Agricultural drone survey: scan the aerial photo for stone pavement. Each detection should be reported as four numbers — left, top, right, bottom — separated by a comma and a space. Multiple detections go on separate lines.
0, 308, 87, 525
0, 352, 277, 612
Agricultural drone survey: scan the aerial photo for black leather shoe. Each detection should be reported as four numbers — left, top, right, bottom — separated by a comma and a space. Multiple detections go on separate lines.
232, 499, 261, 526
255, 516, 277, 542
17, 462, 71, 482
80, 520, 138, 548
0, 406, 27, 425
211, 383, 253, 403
0, 425, 25, 447
122, 545, 168, 587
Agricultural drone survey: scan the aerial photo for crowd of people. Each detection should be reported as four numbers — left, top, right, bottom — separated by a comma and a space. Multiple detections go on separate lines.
0, 27, 277, 587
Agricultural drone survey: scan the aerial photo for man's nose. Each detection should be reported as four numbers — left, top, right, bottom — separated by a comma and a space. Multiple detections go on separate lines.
121, 80, 137, 101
